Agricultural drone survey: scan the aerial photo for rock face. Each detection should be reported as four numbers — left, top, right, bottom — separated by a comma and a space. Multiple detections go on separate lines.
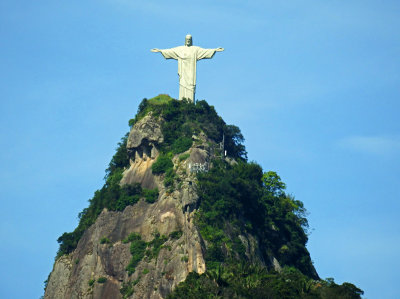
45, 112, 271, 299
45, 114, 215, 299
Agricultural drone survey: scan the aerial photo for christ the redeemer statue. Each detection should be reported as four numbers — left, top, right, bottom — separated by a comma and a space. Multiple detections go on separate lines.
151, 34, 224, 102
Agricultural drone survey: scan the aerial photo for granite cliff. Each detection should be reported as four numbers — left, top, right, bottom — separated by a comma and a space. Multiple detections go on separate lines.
44, 95, 363, 299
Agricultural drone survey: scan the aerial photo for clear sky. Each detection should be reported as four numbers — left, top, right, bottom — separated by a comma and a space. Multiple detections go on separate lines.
1, 1, 399, 298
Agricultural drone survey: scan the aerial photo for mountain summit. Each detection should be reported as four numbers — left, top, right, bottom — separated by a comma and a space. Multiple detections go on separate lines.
44, 95, 363, 299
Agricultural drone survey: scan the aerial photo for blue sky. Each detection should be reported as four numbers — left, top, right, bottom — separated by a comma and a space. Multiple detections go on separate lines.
1, 1, 399, 298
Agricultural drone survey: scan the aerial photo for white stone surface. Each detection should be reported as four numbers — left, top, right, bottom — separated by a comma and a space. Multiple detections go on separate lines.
151, 35, 223, 102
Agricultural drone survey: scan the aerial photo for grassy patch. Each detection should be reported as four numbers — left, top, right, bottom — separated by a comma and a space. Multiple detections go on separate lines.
148, 94, 174, 105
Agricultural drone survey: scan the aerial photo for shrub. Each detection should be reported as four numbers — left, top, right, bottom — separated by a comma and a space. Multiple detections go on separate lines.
171, 136, 193, 154
126, 238, 147, 275
164, 168, 176, 189
169, 230, 183, 239
100, 237, 111, 244
146, 232, 168, 260
88, 279, 95, 287
152, 154, 173, 174
97, 277, 107, 283
143, 188, 159, 203
123, 232, 141, 244
120, 281, 135, 298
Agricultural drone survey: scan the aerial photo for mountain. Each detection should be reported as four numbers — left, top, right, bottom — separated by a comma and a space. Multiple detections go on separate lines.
44, 95, 363, 299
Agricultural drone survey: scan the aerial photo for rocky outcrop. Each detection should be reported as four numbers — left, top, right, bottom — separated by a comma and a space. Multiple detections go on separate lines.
45, 111, 275, 299
45, 114, 214, 299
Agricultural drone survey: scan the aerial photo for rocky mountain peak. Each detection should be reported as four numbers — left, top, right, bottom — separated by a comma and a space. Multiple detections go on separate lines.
44, 95, 363, 299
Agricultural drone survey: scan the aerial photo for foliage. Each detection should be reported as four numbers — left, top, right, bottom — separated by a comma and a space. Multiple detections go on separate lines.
223, 125, 247, 160
56, 136, 160, 258
97, 277, 107, 283
126, 236, 147, 275
167, 264, 363, 299
124, 231, 168, 275
100, 237, 111, 244
56, 96, 249, 259
171, 136, 193, 154
43, 273, 50, 292
164, 168, 177, 191
56, 134, 132, 258
143, 188, 159, 203
196, 159, 315, 277
88, 279, 95, 287
134, 96, 247, 160
120, 281, 135, 298
56, 172, 142, 257
151, 152, 177, 191
151, 154, 173, 174
123, 232, 141, 244
178, 153, 190, 161
262, 171, 286, 197
105, 133, 130, 178
169, 230, 183, 240
167, 272, 218, 299
146, 232, 168, 260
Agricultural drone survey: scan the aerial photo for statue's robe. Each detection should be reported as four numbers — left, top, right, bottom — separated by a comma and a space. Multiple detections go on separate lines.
160, 46, 218, 102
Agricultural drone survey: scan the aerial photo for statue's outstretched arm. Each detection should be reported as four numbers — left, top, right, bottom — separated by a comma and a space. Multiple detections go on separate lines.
215, 47, 224, 52
151, 48, 161, 53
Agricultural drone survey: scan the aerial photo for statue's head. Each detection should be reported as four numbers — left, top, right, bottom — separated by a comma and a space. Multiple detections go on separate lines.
185, 34, 192, 47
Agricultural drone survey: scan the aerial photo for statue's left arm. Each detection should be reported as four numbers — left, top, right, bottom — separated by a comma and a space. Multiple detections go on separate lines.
196, 47, 224, 60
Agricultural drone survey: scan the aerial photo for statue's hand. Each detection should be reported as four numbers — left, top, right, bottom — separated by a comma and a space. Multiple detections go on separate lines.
216, 47, 224, 52
151, 48, 161, 53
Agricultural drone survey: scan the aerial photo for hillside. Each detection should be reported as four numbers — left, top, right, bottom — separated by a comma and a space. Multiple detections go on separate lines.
44, 95, 363, 298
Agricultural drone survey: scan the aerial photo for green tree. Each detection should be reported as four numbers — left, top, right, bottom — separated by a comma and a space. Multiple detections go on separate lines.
262, 171, 286, 197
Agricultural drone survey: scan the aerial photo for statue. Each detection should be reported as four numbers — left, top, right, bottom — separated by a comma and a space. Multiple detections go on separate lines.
151, 34, 224, 102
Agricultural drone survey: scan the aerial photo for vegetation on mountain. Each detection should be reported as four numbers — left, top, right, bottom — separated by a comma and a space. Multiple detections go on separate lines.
195, 159, 315, 277
167, 265, 363, 299
123, 231, 179, 277
131, 95, 247, 160
53, 95, 363, 298
56, 135, 158, 257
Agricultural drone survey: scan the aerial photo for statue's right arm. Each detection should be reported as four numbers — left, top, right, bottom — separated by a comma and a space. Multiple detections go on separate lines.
151, 48, 162, 53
